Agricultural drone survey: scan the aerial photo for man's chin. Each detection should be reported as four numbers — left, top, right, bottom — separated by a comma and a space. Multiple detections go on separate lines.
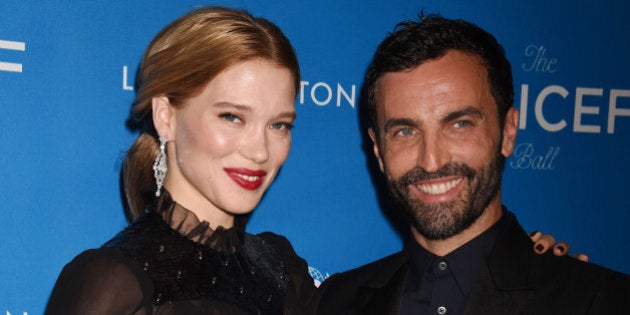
412, 222, 462, 240
409, 205, 482, 240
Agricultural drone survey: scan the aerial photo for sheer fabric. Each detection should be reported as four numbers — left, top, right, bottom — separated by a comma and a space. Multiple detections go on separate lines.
46, 192, 315, 314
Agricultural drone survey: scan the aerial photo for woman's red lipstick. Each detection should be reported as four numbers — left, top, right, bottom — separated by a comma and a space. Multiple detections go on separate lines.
224, 168, 267, 190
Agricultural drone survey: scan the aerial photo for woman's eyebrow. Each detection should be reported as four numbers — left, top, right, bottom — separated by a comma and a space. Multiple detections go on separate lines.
213, 102, 252, 111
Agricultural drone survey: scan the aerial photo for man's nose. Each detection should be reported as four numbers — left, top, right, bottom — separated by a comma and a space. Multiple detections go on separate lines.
417, 133, 449, 173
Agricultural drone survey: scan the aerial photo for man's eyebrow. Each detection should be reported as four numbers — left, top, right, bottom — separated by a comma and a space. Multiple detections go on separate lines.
383, 117, 418, 132
381, 107, 484, 132
442, 106, 484, 123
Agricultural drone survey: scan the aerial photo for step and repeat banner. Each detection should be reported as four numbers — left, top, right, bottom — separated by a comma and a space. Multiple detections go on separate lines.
1, 0, 628, 313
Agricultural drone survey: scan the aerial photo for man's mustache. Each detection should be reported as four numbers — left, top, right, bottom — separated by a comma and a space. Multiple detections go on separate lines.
397, 163, 476, 187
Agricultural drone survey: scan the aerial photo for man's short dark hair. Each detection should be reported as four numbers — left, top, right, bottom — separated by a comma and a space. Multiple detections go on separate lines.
365, 15, 514, 134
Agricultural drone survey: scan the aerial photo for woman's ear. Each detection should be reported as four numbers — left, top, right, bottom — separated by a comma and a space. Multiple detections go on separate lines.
152, 95, 175, 140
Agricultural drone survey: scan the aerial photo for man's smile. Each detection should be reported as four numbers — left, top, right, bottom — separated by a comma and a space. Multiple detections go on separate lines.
415, 177, 464, 195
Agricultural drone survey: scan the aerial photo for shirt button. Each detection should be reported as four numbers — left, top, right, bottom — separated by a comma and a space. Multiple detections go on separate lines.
438, 261, 448, 271
437, 306, 447, 314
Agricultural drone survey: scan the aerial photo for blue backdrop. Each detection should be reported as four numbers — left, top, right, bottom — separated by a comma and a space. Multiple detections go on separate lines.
1, 1, 628, 313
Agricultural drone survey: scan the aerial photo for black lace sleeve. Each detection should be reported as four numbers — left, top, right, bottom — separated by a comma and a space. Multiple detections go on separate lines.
257, 232, 318, 314
45, 248, 152, 315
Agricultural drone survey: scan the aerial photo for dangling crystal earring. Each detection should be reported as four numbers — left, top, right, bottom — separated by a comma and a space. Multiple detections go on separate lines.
153, 137, 168, 197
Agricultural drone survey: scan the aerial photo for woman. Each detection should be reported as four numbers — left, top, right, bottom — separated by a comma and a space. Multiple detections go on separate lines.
46, 6, 314, 314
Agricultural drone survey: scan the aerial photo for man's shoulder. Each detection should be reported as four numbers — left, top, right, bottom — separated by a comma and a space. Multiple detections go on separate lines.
330, 250, 407, 281
319, 249, 408, 295
537, 252, 629, 290
502, 212, 628, 291
525, 253, 630, 311
313, 250, 408, 314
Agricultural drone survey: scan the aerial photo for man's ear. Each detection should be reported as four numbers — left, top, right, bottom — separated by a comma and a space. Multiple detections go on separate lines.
152, 95, 175, 140
501, 107, 519, 158
368, 128, 385, 173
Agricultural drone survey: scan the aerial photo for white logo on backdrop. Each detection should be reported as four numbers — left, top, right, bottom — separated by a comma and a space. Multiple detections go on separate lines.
517, 85, 630, 134
299, 81, 357, 108
510, 143, 559, 170
5, 311, 28, 315
522, 44, 557, 73
308, 266, 330, 287
515, 44, 630, 170
0, 39, 26, 73
518, 44, 630, 135
122, 65, 134, 91
121, 66, 358, 108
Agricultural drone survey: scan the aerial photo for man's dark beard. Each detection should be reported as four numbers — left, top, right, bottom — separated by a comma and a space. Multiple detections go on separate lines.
387, 152, 504, 240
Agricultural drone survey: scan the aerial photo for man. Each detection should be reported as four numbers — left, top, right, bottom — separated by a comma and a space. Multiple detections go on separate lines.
314, 15, 629, 314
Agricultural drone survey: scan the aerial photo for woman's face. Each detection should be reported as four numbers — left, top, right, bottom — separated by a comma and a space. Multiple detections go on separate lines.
157, 59, 296, 228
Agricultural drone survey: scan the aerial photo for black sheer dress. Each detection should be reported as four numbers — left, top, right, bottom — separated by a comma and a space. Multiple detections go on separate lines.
46, 192, 316, 314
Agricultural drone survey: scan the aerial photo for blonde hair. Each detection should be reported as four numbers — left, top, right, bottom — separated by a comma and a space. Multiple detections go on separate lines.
124, 6, 300, 218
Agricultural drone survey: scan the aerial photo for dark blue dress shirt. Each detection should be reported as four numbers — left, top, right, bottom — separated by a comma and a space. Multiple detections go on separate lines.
400, 211, 510, 315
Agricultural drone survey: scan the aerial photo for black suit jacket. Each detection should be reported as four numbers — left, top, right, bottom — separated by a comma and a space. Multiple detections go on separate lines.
314, 211, 630, 314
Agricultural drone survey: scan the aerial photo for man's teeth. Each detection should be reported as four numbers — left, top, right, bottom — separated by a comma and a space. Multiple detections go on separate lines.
416, 178, 462, 195
235, 174, 260, 182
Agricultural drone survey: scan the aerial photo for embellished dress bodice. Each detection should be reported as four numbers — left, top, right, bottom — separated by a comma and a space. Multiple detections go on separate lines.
46, 193, 315, 314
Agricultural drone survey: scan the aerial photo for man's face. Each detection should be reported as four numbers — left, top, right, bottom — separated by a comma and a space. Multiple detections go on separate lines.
369, 50, 518, 240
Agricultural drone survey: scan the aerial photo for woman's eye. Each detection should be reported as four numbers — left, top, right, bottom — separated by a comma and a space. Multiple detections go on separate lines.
271, 122, 294, 131
219, 113, 241, 123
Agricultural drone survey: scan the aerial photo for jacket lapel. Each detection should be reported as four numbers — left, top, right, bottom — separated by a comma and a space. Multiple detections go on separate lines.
463, 212, 538, 314
356, 251, 409, 315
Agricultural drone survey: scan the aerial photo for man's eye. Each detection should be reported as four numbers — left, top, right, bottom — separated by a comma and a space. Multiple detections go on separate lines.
454, 120, 472, 128
395, 127, 415, 136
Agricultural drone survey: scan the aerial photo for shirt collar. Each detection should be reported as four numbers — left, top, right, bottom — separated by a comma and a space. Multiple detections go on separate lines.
406, 208, 511, 294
